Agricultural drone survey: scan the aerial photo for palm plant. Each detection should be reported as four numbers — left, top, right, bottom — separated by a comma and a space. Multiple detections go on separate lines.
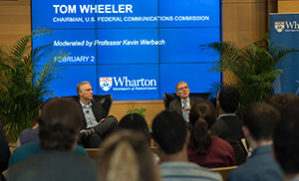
204, 33, 299, 107
0, 29, 67, 142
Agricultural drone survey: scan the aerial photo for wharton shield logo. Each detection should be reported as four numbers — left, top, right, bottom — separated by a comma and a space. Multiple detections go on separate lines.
275, 21, 285, 33
100, 77, 112, 92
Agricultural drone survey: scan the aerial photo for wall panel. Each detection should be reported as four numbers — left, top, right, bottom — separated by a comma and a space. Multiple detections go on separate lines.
110, 100, 164, 126
223, 0, 267, 47
278, 0, 299, 13
0, 0, 30, 46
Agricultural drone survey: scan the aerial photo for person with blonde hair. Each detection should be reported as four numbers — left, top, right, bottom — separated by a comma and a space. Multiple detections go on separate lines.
97, 130, 161, 181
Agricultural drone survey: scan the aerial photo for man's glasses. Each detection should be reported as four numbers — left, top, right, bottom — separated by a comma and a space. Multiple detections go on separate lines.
178, 86, 189, 91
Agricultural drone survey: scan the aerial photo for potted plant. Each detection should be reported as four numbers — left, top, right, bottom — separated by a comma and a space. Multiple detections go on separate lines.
127, 108, 147, 118
0, 29, 67, 142
204, 33, 299, 108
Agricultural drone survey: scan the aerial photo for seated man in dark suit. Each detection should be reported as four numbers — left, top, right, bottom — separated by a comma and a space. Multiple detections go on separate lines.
168, 81, 201, 122
76, 81, 117, 148
211, 86, 247, 164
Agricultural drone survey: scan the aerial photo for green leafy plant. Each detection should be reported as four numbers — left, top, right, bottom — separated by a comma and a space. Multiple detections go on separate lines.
0, 29, 67, 142
204, 33, 299, 107
127, 108, 147, 117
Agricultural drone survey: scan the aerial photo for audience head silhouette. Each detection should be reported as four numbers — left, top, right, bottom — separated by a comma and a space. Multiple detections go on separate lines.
243, 102, 280, 142
218, 86, 240, 113
274, 100, 299, 178
189, 101, 216, 154
152, 111, 187, 154
39, 97, 83, 151
118, 113, 150, 144
267, 93, 299, 113
189, 101, 216, 128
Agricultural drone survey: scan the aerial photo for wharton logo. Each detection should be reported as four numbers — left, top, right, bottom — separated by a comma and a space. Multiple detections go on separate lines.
275, 21, 299, 33
275, 21, 285, 33
99, 76, 157, 91
100, 77, 112, 92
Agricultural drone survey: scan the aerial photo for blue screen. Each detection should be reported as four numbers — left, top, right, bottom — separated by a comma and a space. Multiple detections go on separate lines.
31, 0, 221, 100
35, 65, 97, 97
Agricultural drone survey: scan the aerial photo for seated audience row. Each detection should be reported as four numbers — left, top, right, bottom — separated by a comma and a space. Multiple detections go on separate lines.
5, 81, 299, 181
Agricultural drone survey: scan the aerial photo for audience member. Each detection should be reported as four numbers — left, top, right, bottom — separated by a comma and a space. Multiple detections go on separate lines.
168, 81, 202, 122
118, 113, 160, 163
188, 101, 236, 168
0, 123, 10, 181
284, 93, 299, 102
118, 113, 150, 143
151, 111, 222, 181
16, 123, 39, 147
267, 93, 299, 113
98, 130, 161, 181
8, 98, 87, 167
76, 81, 117, 148
7, 98, 97, 181
273, 100, 299, 181
266, 94, 286, 112
211, 86, 247, 164
15, 99, 51, 147
228, 103, 282, 181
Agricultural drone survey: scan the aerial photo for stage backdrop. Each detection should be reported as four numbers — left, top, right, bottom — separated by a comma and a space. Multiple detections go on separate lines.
270, 13, 299, 95
31, 0, 222, 100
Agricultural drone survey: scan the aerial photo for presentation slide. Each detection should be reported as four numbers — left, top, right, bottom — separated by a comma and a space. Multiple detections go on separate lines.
33, 30, 96, 65
31, 0, 221, 100
35, 65, 97, 97
160, 63, 220, 94
96, 29, 159, 64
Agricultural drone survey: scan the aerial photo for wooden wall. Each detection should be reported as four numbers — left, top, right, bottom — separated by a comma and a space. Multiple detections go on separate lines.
110, 100, 164, 126
0, 0, 31, 46
0, 0, 284, 125
223, 0, 268, 46
278, 0, 299, 12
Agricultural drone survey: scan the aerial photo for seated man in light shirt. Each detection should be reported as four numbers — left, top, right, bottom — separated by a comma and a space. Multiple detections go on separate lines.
76, 81, 117, 148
